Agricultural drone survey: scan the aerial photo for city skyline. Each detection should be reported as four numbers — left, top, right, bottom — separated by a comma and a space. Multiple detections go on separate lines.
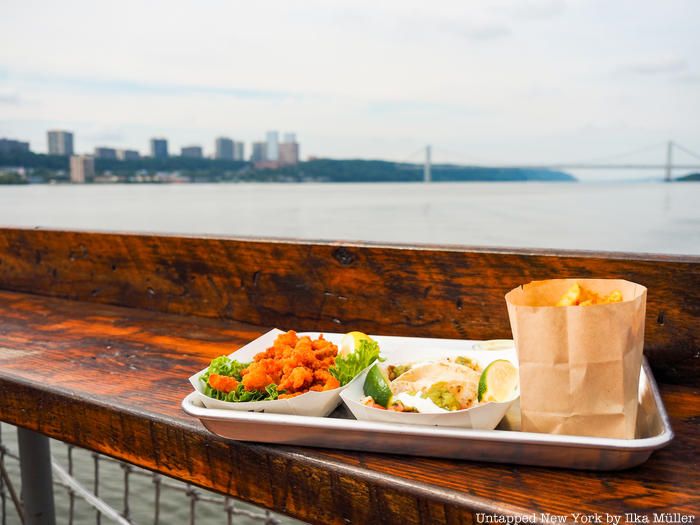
58, 129, 297, 162
1, 127, 300, 169
6, 129, 300, 162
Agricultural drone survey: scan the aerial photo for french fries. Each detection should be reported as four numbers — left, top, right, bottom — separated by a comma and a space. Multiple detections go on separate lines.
555, 283, 623, 306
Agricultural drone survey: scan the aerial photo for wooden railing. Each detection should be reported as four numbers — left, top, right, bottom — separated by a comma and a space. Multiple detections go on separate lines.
0, 227, 698, 523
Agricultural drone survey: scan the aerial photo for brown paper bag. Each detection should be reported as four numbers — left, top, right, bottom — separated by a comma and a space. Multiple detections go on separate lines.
505, 279, 647, 439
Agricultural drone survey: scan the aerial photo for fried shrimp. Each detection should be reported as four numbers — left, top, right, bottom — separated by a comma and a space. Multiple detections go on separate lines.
241, 331, 339, 397
208, 373, 239, 393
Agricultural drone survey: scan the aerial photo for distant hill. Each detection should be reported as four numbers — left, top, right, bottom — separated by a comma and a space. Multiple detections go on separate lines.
0, 151, 576, 183
676, 172, 700, 181
251, 159, 576, 182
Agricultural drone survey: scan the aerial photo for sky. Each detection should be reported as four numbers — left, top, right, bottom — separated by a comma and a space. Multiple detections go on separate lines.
1, 0, 699, 179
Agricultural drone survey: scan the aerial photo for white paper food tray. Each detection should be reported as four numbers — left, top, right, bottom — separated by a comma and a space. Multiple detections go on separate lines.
340, 339, 518, 429
189, 329, 369, 417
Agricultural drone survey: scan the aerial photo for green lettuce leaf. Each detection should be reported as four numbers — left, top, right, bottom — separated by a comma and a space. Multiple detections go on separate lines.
203, 382, 282, 402
200, 355, 248, 384
200, 355, 283, 402
329, 338, 383, 386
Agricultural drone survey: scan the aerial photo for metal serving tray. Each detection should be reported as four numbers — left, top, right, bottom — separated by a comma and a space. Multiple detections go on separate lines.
182, 354, 673, 471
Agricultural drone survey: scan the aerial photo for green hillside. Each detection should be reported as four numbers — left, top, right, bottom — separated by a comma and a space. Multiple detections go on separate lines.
250, 159, 576, 182
0, 151, 576, 183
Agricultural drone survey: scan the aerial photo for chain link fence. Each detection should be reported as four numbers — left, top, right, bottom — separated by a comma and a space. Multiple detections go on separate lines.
0, 423, 303, 525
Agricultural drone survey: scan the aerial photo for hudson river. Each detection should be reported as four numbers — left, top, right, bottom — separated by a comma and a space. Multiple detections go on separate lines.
1, 182, 698, 254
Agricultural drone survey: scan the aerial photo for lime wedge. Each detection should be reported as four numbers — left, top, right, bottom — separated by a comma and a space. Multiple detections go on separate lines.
339, 331, 373, 356
478, 360, 518, 403
363, 364, 392, 408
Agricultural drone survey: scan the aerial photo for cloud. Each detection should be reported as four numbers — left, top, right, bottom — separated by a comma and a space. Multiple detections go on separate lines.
441, 21, 511, 41
507, 0, 567, 20
679, 74, 700, 84
364, 98, 484, 117
0, 92, 21, 105
619, 58, 688, 75
3, 68, 300, 100
457, 23, 511, 41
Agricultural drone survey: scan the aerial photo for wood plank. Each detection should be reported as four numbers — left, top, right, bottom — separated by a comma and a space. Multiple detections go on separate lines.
0, 290, 697, 523
0, 228, 698, 385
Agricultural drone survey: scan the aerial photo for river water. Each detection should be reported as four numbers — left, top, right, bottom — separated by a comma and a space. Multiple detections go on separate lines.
1, 182, 698, 254
1, 181, 698, 524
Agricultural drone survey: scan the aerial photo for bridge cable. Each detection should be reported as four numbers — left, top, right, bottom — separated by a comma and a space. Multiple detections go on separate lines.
396, 147, 428, 166
571, 142, 667, 165
432, 142, 666, 167
431, 146, 492, 165
673, 143, 700, 162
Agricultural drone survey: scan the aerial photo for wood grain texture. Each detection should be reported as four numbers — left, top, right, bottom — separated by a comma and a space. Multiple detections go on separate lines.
0, 228, 700, 386
0, 227, 698, 385
0, 291, 697, 523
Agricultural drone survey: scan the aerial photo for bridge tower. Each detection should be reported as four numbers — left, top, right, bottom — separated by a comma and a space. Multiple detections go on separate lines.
665, 141, 673, 182
424, 145, 431, 183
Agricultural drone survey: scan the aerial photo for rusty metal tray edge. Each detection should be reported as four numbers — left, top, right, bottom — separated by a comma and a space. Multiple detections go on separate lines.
182, 358, 673, 471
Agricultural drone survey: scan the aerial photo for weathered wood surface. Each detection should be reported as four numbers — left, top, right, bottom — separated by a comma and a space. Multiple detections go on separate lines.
0, 291, 698, 524
0, 228, 698, 385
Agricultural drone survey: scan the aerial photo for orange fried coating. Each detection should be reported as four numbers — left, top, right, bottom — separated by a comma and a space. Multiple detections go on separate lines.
242, 330, 340, 397
208, 373, 239, 393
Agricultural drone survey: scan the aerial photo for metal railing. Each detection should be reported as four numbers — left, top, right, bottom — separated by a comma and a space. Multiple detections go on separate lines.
0, 424, 301, 525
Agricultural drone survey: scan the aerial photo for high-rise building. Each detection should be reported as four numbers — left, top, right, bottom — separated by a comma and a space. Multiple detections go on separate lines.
251, 142, 267, 162
279, 143, 300, 166
234, 142, 245, 161
279, 132, 300, 165
0, 138, 30, 154
150, 138, 169, 158
181, 146, 203, 158
69, 155, 94, 183
117, 149, 140, 161
94, 147, 117, 160
265, 131, 279, 161
215, 137, 234, 160
47, 130, 74, 156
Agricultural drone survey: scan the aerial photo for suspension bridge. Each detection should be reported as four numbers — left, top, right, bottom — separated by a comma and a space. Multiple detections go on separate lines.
410, 141, 700, 182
